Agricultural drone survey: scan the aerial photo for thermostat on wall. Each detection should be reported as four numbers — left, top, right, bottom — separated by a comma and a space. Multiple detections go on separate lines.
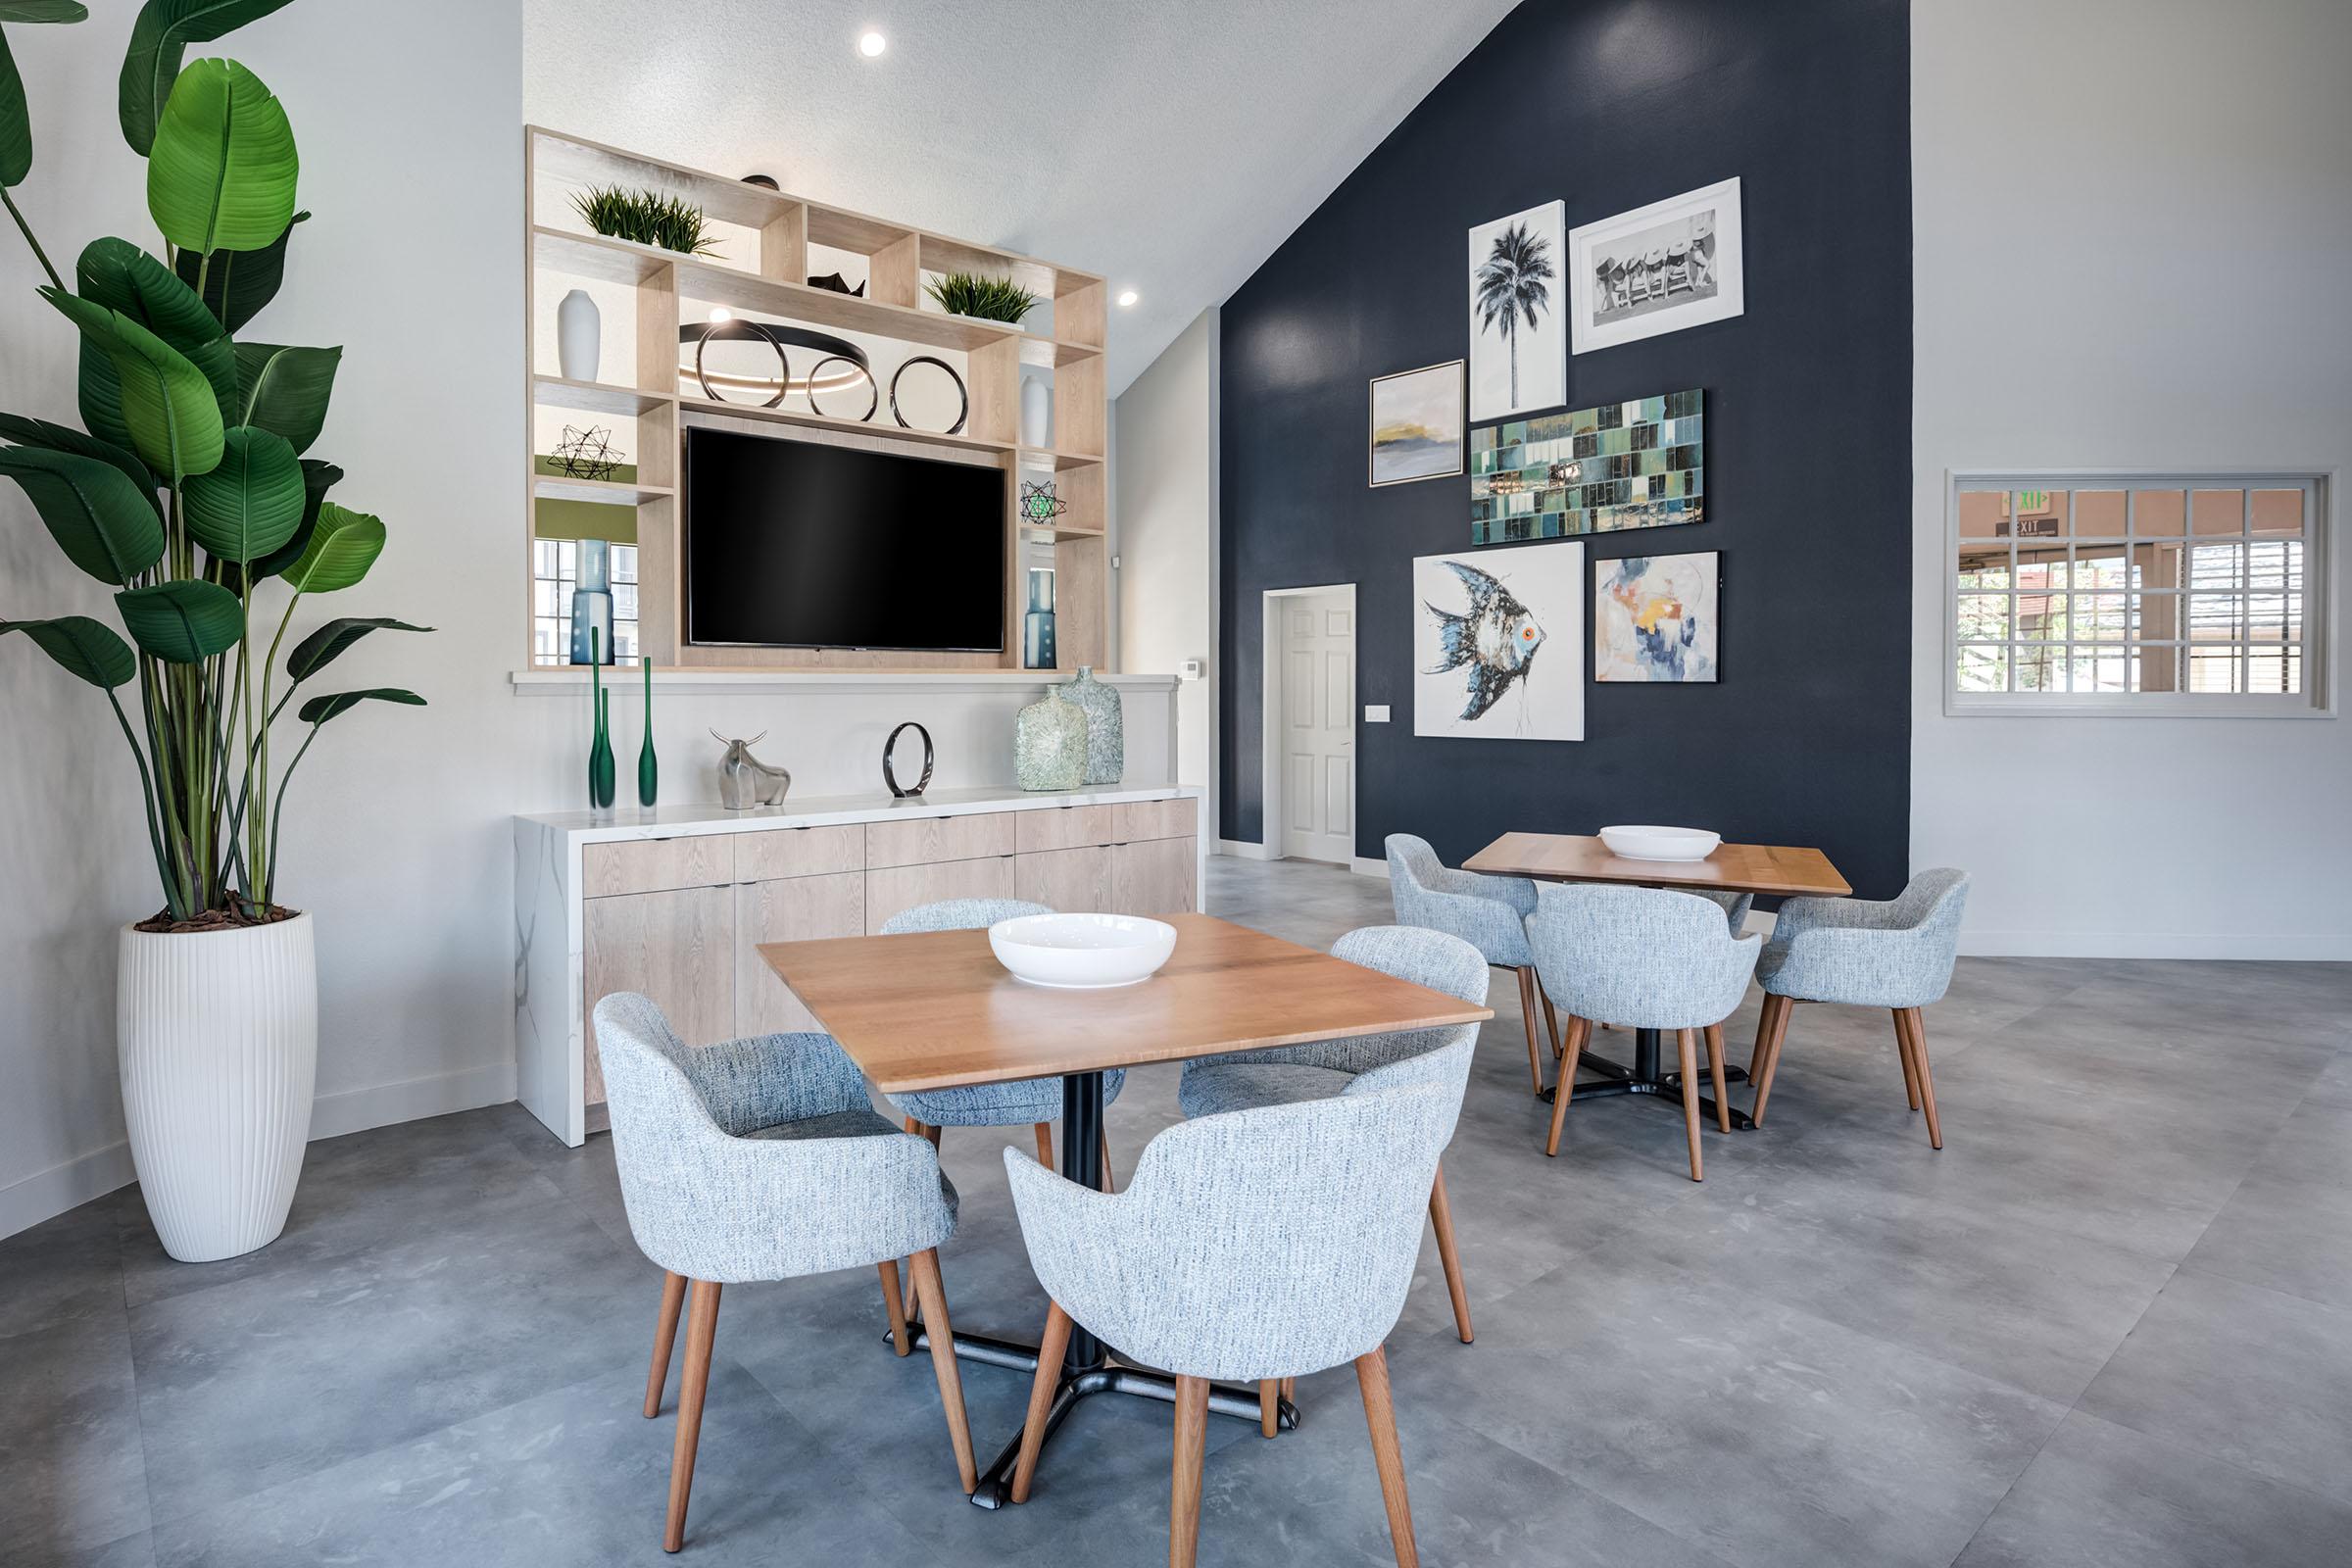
1179, 659, 1203, 680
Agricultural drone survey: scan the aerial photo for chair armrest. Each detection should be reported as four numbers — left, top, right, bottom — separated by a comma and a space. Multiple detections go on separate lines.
1004, 1147, 1136, 1320
1766, 924, 1955, 1008
676, 1031, 872, 1137
1432, 866, 1539, 917
1392, 881, 1531, 963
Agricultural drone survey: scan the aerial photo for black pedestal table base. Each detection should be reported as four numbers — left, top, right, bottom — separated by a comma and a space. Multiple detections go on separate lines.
1538, 1025, 1757, 1132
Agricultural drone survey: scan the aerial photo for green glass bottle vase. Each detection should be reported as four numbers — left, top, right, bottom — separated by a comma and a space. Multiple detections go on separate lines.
637, 658, 659, 808
588, 630, 616, 809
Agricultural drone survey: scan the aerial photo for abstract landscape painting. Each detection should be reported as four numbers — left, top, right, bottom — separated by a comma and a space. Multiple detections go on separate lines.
1593, 552, 1720, 682
1467, 200, 1566, 421
1369, 361, 1465, 486
1413, 540, 1585, 740
1470, 389, 1703, 544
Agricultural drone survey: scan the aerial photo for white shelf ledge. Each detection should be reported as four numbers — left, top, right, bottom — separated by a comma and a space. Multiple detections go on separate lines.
510, 668, 1177, 698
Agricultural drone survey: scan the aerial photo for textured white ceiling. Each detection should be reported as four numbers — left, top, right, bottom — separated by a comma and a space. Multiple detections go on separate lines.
522, 0, 1519, 393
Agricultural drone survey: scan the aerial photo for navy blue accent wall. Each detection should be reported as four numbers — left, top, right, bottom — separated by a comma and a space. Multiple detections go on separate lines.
1217, 0, 1912, 897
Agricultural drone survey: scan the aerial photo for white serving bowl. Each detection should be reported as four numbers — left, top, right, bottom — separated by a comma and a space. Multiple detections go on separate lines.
1598, 825, 1722, 862
988, 912, 1178, 990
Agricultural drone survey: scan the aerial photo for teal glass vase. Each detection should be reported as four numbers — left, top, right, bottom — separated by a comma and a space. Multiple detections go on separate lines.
637, 658, 659, 808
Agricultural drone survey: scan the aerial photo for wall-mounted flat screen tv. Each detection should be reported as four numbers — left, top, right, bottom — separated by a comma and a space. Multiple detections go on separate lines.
683, 425, 1005, 653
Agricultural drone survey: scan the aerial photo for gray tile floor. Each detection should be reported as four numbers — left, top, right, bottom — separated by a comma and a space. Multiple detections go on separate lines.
7, 857, 2351, 1566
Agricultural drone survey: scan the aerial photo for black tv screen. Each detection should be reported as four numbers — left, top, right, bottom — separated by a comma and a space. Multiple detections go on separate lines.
684, 426, 1004, 653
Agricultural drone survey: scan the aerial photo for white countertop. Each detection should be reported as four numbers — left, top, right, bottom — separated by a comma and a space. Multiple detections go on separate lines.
517, 782, 1203, 842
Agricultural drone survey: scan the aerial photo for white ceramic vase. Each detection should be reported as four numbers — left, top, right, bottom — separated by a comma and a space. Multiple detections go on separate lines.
119, 914, 318, 1262
557, 288, 601, 382
1020, 371, 1053, 449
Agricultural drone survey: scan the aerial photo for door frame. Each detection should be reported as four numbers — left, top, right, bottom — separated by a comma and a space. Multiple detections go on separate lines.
1259, 583, 1358, 865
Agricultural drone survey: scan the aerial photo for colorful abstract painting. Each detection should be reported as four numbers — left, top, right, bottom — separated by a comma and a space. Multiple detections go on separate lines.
1594, 552, 1719, 683
1470, 389, 1702, 545
1413, 540, 1586, 741
1369, 361, 1464, 486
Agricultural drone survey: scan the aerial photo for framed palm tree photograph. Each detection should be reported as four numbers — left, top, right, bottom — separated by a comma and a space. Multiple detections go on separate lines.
1467, 200, 1565, 421
1568, 177, 1744, 354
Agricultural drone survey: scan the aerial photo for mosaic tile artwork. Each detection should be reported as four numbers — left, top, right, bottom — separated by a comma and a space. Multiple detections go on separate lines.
1469, 388, 1703, 545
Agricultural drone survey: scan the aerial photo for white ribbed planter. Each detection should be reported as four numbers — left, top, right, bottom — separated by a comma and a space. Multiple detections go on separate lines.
119, 913, 318, 1262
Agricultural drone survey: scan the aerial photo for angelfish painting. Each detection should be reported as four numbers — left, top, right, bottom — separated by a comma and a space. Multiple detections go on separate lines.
1413, 541, 1586, 741
1593, 552, 1720, 682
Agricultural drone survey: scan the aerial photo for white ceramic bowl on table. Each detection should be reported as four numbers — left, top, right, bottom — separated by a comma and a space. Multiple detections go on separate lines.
989, 912, 1179, 989
1598, 825, 1722, 862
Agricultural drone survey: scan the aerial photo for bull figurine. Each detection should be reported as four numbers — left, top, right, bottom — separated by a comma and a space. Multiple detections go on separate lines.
710, 729, 791, 809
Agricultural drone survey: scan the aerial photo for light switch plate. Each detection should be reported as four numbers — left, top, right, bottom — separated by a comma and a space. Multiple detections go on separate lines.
1365, 704, 1391, 722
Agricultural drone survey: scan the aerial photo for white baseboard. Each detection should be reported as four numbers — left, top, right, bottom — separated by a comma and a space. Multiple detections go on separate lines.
1959, 931, 2352, 960
1214, 838, 1278, 860
0, 1059, 520, 1243
1350, 857, 1388, 879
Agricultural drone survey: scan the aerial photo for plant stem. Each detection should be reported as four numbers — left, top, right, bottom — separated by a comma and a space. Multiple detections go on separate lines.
265, 720, 322, 896
0, 186, 64, 293
107, 689, 185, 922
251, 594, 300, 906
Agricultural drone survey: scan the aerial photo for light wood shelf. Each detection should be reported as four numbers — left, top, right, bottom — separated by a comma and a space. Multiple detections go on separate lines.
1019, 447, 1107, 471
1019, 334, 1104, 368
534, 375, 676, 416
675, 393, 1015, 455
534, 473, 673, 505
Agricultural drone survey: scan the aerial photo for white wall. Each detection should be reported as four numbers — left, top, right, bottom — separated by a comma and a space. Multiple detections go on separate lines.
0, 0, 527, 1238
1911, 0, 2352, 958
1113, 309, 1219, 796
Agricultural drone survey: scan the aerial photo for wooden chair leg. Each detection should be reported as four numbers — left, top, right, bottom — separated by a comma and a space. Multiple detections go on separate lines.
1427, 1161, 1472, 1344
1259, 1378, 1280, 1438
1544, 1015, 1592, 1156
1355, 1347, 1420, 1568
1010, 1300, 1072, 1503
1280, 1375, 1296, 1404
1676, 1028, 1704, 1182
1704, 1022, 1732, 1134
662, 1279, 721, 1553
1748, 994, 1793, 1124
644, 1270, 686, 1418
1899, 1006, 1943, 1150
1514, 967, 1545, 1096
908, 1248, 978, 1494
1893, 1008, 1923, 1109
1171, 1373, 1210, 1568
1542, 990, 1563, 1060
1100, 1128, 1115, 1194
1033, 1121, 1054, 1164
879, 1260, 911, 1356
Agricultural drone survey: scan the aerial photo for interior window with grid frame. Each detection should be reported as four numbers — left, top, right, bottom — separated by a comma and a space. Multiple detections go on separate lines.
531, 538, 639, 666
1947, 474, 2328, 714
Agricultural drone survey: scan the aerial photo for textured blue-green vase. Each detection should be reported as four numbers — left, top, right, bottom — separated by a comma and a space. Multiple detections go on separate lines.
1063, 666, 1123, 785
1014, 689, 1087, 791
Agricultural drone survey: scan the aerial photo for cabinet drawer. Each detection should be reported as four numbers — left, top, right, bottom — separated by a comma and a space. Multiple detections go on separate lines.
1015, 805, 1116, 854
1015, 845, 1114, 910
582, 835, 733, 899
1111, 797, 1197, 844
864, 858, 1016, 933
865, 812, 1017, 869
734, 824, 862, 882
1111, 836, 1198, 915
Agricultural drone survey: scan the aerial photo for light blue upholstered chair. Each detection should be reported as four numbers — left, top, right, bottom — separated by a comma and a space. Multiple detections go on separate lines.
1747, 868, 1970, 1149
1386, 833, 1551, 1094
877, 899, 1127, 1187
595, 993, 977, 1550
1003, 1043, 1475, 1567
1524, 884, 1761, 1181
1177, 924, 1488, 1348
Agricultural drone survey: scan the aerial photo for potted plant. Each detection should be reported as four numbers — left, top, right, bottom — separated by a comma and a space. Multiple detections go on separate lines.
924, 270, 1038, 326
0, 1, 430, 1261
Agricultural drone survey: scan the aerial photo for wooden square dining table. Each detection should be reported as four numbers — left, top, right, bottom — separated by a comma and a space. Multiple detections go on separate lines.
1461, 832, 1850, 1130
760, 910, 1494, 1509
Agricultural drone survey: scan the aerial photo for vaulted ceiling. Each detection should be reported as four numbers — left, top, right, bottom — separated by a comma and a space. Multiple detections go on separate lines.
523, 0, 1520, 394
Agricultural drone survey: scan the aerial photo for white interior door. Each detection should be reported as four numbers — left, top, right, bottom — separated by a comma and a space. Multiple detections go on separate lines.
1279, 591, 1355, 864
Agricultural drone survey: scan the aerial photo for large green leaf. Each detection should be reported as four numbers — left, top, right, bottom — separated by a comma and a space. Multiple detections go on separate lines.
296, 685, 424, 725
0, 614, 135, 688
231, 340, 337, 454
0, 4, 80, 186
173, 209, 304, 333
284, 615, 431, 686
277, 500, 380, 594
0, 445, 167, 583
76, 237, 236, 410
0, 4, 92, 22
42, 286, 223, 478
118, 0, 292, 157
182, 424, 300, 563
0, 414, 161, 517
115, 577, 243, 663
146, 57, 296, 255
247, 455, 335, 577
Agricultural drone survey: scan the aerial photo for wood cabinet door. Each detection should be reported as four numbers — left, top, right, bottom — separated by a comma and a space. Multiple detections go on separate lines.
1014, 846, 1113, 911
583, 884, 734, 1104
734, 872, 864, 1036
863, 857, 1017, 933
1110, 837, 1198, 916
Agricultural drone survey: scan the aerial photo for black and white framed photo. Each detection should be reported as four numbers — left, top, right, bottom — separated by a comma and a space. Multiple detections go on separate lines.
1368, 361, 1465, 487
1467, 200, 1565, 421
1568, 177, 1743, 354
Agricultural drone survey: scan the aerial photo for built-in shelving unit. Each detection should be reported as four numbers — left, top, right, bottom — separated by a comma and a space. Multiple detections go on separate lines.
522, 124, 1110, 673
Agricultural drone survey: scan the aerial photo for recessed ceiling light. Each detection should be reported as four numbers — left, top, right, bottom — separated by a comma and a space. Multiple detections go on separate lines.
1116, 289, 1138, 308
858, 30, 887, 58
709, 307, 733, 322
